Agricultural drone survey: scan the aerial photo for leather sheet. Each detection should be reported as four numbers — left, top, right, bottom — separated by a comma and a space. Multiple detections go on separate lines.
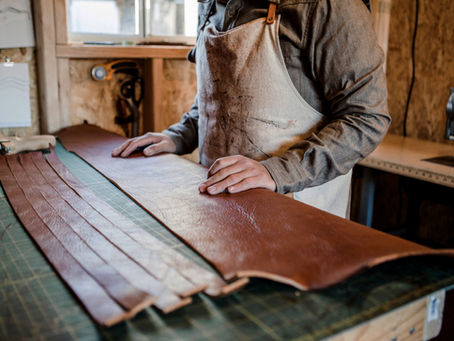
44, 148, 247, 297
58, 125, 454, 290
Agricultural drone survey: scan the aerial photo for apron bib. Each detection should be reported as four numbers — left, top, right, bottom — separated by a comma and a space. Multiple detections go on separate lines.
196, 15, 352, 218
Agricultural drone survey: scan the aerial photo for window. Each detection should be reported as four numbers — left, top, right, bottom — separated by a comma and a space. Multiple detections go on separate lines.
67, 0, 198, 44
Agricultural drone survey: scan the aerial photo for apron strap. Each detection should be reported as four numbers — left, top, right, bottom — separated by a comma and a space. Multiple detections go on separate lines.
266, 1, 278, 24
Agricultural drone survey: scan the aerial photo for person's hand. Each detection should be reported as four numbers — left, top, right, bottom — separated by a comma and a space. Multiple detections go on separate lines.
198, 155, 276, 195
111, 132, 177, 157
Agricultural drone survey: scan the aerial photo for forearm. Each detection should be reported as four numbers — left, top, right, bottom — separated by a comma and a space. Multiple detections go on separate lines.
262, 109, 390, 194
162, 96, 199, 155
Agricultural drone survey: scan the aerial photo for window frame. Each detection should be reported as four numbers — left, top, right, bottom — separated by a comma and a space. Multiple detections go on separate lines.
66, 0, 196, 45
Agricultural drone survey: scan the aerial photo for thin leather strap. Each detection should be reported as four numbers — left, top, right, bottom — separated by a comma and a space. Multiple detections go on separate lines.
8, 154, 155, 313
29, 152, 202, 299
266, 1, 277, 24
19, 152, 189, 313
0, 156, 130, 326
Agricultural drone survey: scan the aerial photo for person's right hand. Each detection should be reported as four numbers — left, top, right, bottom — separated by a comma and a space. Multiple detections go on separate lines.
111, 132, 177, 158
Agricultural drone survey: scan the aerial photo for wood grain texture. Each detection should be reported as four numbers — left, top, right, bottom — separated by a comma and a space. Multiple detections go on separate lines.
54, 0, 68, 45
386, 0, 454, 144
57, 58, 72, 128
143, 58, 196, 133
33, 0, 61, 134
56, 45, 192, 59
327, 296, 426, 341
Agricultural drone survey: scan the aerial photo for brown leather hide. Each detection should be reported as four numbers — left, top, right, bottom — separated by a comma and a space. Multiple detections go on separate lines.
58, 124, 454, 290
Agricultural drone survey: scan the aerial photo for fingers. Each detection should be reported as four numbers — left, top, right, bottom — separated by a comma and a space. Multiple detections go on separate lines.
207, 156, 241, 177
199, 155, 276, 195
199, 156, 243, 193
112, 139, 133, 157
143, 139, 173, 156
111, 133, 176, 158
119, 134, 159, 157
201, 169, 252, 194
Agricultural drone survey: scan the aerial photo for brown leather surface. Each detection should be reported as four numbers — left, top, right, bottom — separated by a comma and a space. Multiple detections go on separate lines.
7, 154, 156, 313
58, 124, 454, 290
45, 147, 248, 297
0, 156, 130, 326
20, 151, 195, 314
26, 152, 201, 299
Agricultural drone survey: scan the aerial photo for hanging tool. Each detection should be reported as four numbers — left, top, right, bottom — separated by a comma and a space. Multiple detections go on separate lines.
115, 77, 144, 137
91, 60, 140, 81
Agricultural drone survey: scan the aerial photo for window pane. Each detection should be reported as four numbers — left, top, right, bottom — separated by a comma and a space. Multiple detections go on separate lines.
147, 0, 197, 37
68, 0, 140, 35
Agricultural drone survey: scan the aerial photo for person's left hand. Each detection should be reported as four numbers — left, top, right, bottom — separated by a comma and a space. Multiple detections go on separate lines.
198, 155, 276, 195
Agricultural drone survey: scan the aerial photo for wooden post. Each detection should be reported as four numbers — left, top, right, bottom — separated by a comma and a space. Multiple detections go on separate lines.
33, 0, 61, 133
54, 0, 72, 128
143, 58, 165, 133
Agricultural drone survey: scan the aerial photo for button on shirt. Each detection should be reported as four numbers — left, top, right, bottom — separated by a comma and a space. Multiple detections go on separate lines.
164, 0, 390, 194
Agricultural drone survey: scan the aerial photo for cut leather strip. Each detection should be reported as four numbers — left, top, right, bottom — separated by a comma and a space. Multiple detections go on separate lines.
0, 156, 130, 327
58, 125, 454, 290
15, 153, 188, 313
6, 154, 156, 313
45, 147, 248, 296
27, 152, 203, 299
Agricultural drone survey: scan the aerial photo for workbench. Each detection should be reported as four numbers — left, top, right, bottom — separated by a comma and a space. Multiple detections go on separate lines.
357, 134, 454, 227
1, 143, 454, 340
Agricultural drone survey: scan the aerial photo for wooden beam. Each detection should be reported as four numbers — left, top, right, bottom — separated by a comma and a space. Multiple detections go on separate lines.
57, 58, 72, 128
54, 0, 68, 45
151, 58, 165, 132
56, 44, 192, 59
33, 0, 61, 134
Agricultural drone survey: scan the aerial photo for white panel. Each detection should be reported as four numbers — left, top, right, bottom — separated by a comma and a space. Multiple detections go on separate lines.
0, 63, 31, 127
0, 0, 35, 48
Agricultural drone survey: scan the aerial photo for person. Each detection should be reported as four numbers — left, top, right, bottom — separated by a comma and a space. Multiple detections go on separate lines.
112, 0, 390, 218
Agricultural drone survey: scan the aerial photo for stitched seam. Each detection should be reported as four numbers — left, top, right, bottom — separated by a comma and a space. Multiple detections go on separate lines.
303, 1, 316, 47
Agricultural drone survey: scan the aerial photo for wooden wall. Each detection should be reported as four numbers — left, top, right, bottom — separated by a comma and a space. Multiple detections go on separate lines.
68, 58, 196, 136
386, 0, 454, 143
0, 48, 40, 137
158, 59, 197, 131
354, 0, 454, 247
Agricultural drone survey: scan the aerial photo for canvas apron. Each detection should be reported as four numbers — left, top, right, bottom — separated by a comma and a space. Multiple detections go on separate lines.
196, 14, 352, 218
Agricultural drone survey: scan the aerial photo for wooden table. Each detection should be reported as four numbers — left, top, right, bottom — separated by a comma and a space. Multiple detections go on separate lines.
356, 134, 454, 226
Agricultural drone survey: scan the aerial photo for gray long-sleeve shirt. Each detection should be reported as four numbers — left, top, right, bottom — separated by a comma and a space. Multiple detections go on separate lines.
163, 0, 390, 194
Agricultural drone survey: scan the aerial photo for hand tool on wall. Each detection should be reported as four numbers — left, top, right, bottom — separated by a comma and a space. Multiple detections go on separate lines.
115, 77, 144, 137
0, 135, 56, 155
91, 60, 140, 81
90, 60, 142, 137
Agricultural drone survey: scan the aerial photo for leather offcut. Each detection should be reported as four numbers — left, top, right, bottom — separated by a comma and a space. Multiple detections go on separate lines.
0, 156, 130, 326
57, 124, 454, 290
